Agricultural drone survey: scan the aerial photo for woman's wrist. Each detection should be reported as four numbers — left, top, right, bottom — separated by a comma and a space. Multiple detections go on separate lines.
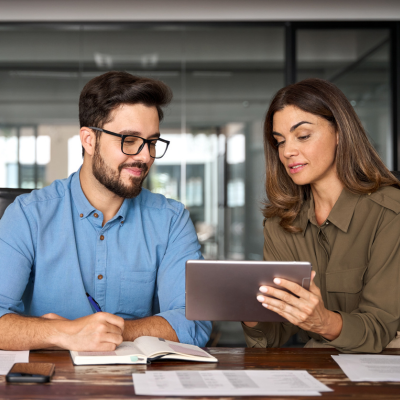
243, 321, 258, 328
319, 311, 343, 341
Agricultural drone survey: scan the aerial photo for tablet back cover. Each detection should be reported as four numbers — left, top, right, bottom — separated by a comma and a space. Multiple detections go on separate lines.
186, 260, 312, 322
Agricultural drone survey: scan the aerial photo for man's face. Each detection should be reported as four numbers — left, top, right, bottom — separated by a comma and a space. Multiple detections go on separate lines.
92, 103, 159, 198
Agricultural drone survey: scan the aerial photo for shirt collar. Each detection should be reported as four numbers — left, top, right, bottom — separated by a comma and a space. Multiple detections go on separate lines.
71, 168, 95, 219
117, 196, 129, 221
71, 167, 129, 222
299, 197, 311, 236
300, 188, 360, 235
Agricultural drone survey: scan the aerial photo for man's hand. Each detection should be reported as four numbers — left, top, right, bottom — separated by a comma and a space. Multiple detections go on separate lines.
254, 271, 343, 340
49, 313, 125, 351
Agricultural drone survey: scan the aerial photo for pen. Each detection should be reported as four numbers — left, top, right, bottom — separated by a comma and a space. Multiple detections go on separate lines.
86, 292, 102, 312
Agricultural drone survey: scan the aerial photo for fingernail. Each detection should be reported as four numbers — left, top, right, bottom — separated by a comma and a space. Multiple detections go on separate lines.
259, 286, 268, 293
274, 278, 281, 284
262, 303, 269, 308
257, 295, 265, 302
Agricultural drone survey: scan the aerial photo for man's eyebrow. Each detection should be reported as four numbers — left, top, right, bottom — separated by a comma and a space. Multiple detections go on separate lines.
120, 130, 141, 136
290, 121, 313, 132
120, 130, 160, 139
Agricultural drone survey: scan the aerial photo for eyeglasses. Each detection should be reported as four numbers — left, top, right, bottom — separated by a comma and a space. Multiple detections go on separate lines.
89, 127, 170, 159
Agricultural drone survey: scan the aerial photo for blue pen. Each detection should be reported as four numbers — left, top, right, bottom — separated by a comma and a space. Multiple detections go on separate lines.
86, 292, 102, 312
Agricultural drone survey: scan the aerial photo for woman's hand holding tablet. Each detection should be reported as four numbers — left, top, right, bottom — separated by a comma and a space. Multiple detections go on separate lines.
245, 271, 343, 341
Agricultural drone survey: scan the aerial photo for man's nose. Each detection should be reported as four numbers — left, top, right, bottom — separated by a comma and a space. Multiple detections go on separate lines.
132, 142, 152, 164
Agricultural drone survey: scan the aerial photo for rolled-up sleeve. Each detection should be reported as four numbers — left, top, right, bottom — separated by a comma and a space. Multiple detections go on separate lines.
242, 321, 300, 348
155, 203, 212, 346
325, 210, 400, 353
0, 198, 35, 318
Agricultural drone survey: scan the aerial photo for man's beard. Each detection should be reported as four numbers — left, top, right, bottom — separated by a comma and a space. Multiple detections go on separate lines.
92, 146, 149, 199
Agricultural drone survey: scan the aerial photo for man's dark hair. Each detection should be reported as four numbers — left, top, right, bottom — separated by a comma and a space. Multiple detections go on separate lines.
79, 71, 172, 156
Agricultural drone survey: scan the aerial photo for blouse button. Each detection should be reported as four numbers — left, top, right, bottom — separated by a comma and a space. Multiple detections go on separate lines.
98, 274, 103, 280
94, 213, 99, 218
80, 213, 83, 218
100, 235, 105, 241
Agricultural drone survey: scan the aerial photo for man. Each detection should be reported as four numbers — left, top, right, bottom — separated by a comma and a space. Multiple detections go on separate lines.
0, 71, 211, 351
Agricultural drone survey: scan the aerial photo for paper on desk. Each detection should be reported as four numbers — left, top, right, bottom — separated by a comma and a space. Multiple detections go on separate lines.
132, 370, 332, 396
332, 354, 400, 382
0, 350, 29, 375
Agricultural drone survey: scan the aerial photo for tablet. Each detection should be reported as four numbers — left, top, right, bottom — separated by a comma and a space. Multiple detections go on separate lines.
185, 260, 312, 322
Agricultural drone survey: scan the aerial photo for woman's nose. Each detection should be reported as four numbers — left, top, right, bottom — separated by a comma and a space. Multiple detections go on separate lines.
282, 138, 299, 158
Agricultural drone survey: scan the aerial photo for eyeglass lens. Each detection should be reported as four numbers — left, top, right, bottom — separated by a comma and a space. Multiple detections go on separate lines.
123, 137, 167, 158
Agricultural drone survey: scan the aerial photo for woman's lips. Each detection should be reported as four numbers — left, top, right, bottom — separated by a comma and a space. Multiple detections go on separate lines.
288, 164, 307, 174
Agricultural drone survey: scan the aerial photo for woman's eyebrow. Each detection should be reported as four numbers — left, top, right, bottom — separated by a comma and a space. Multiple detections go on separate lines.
272, 132, 284, 137
290, 121, 313, 132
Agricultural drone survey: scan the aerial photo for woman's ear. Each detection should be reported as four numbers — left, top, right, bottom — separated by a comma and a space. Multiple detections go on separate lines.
80, 127, 96, 157
336, 131, 339, 146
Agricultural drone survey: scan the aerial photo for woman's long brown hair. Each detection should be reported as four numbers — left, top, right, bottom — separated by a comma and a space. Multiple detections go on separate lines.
263, 78, 400, 233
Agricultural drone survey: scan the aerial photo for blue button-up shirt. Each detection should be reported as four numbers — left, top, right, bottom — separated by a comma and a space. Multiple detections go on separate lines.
0, 170, 211, 346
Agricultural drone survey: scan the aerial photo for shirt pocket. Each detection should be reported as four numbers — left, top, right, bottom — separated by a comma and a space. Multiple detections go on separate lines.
326, 266, 366, 313
118, 268, 156, 318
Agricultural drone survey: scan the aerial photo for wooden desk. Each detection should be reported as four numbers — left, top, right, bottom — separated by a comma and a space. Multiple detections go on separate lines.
1, 348, 400, 399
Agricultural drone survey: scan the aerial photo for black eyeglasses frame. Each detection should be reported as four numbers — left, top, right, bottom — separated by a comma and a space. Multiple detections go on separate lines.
88, 127, 170, 159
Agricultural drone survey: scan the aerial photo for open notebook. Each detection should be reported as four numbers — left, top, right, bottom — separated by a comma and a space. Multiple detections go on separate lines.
70, 336, 217, 365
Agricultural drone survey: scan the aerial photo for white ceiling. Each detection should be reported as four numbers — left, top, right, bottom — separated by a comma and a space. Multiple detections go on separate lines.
0, 0, 399, 21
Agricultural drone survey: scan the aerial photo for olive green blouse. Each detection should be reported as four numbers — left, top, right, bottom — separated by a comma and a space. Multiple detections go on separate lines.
242, 186, 400, 353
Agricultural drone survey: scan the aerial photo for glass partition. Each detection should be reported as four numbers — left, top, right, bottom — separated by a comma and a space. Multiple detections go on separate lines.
297, 28, 392, 168
0, 22, 395, 347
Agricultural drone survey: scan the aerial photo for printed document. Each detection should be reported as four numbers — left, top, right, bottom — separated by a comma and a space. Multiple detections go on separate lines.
132, 370, 332, 396
332, 354, 400, 382
0, 350, 29, 375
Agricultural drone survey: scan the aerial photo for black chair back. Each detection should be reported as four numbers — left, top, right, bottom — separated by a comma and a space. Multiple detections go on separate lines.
0, 188, 34, 219
391, 171, 400, 181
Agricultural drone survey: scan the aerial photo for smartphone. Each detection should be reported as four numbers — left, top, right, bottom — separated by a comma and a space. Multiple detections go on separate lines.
6, 363, 55, 383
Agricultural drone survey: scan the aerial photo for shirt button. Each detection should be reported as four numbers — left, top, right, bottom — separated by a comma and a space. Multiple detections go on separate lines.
100, 235, 105, 240
326, 221, 329, 225
94, 213, 99, 218
80, 213, 83, 218
121, 220, 124, 224
98, 274, 103, 280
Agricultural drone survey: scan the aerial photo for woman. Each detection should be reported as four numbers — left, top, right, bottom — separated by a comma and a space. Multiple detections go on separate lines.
243, 78, 400, 353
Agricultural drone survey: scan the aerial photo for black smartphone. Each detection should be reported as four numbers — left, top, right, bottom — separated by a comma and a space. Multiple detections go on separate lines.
6, 363, 55, 383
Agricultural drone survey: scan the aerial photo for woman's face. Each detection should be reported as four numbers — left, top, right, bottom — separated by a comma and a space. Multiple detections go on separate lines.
272, 105, 338, 187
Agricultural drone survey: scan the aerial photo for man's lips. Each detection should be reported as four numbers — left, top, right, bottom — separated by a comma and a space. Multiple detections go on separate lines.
124, 167, 144, 177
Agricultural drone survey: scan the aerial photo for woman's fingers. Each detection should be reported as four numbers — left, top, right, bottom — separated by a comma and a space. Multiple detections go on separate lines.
275, 277, 312, 299
257, 273, 321, 324
257, 294, 307, 324
258, 286, 299, 309
259, 278, 311, 306
309, 271, 321, 296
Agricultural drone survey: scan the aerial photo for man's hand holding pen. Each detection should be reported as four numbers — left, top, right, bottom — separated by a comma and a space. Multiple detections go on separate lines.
41, 312, 124, 351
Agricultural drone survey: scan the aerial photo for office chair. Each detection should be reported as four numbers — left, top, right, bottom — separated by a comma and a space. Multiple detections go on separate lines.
0, 188, 33, 219
392, 171, 400, 181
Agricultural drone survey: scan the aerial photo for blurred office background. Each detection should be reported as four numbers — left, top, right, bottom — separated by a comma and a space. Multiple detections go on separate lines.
1, 0, 399, 346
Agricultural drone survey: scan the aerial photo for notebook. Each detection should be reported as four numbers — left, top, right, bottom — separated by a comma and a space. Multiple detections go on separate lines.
70, 336, 217, 365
